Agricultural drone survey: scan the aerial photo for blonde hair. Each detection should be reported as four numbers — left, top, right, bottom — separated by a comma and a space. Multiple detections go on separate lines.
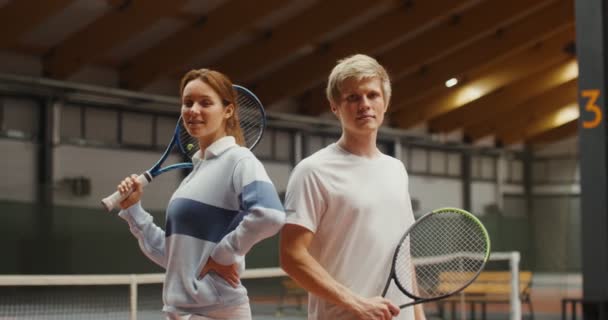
326, 54, 391, 108
179, 69, 245, 146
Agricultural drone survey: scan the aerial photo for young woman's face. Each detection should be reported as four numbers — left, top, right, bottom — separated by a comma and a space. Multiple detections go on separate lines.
181, 79, 233, 143
331, 77, 387, 135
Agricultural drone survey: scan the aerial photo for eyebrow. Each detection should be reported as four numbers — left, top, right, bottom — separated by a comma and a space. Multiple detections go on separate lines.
343, 89, 381, 96
182, 94, 213, 100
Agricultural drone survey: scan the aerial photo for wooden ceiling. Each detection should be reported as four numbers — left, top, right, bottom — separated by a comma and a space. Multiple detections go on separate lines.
0, 0, 578, 147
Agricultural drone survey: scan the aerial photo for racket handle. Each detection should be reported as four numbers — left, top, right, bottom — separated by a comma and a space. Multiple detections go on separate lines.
101, 173, 151, 212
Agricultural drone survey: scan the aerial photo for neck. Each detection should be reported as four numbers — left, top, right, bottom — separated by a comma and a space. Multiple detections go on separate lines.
337, 131, 379, 158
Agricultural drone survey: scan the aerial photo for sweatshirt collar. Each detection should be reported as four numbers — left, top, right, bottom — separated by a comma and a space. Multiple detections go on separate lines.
193, 136, 236, 161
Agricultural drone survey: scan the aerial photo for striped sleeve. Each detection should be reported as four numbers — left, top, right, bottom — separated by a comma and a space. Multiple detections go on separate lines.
210, 156, 286, 265
118, 202, 167, 268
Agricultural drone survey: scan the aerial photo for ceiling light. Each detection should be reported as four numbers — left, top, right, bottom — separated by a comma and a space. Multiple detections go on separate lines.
445, 78, 458, 87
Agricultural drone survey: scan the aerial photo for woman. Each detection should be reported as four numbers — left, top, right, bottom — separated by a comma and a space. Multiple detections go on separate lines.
116, 69, 285, 319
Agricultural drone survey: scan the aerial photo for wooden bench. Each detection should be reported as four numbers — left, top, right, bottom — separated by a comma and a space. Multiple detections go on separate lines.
436, 271, 534, 320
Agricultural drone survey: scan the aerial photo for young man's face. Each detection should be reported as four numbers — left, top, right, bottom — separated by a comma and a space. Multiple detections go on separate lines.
331, 77, 387, 135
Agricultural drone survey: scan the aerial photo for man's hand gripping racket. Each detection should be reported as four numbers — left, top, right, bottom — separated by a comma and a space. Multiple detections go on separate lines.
101, 85, 266, 211
382, 207, 491, 308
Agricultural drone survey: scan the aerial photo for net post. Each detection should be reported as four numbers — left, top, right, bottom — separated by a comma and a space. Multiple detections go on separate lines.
509, 251, 521, 320
130, 274, 138, 320
459, 291, 466, 320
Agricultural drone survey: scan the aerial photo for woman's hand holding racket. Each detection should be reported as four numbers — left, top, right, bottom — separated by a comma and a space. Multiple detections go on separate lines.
116, 174, 144, 210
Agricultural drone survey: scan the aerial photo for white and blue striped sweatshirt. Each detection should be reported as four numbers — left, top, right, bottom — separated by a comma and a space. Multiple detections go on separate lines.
118, 136, 285, 316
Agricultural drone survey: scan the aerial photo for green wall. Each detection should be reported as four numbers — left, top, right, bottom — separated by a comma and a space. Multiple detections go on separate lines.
1, 194, 580, 274
1, 201, 280, 274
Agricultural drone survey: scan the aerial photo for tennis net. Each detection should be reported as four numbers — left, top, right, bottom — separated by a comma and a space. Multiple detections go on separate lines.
0, 268, 308, 320
0, 252, 522, 319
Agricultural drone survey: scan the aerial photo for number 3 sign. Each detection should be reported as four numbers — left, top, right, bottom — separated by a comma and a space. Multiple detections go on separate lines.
581, 89, 602, 129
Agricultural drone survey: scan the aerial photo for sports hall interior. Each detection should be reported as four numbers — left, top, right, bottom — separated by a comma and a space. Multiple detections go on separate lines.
0, 0, 602, 319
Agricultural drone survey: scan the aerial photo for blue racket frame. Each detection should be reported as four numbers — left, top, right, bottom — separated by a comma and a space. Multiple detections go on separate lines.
147, 119, 193, 178
149, 84, 266, 178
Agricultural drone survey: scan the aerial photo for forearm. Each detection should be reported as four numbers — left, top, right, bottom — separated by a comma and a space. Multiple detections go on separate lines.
414, 303, 426, 320
118, 202, 167, 267
212, 207, 284, 265
279, 223, 399, 319
215, 160, 286, 265
281, 247, 360, 312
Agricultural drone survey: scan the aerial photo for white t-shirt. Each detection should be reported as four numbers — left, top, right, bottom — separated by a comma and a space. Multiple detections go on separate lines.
285, 143, 416, 320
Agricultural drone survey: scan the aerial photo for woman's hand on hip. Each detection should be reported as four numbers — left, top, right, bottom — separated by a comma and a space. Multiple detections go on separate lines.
199, 257, 240, 288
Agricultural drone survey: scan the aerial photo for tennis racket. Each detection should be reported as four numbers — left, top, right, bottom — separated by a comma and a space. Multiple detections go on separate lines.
101, 85, 266, 212
381, 207, 491, 308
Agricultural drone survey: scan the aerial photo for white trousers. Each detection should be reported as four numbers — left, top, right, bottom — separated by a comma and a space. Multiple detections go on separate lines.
167, 303, 252, 320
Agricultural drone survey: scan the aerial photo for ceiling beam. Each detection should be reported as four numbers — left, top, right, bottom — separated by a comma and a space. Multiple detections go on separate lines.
379, 0, 556, 79
465, 78, 577, 141
105, 0, 129, 7
210, 0, 396, 83
303, 0, 572, 117
390, 0, 573, 112
44, 0, 188, 79
252, 0, 470, 107
0, 0, 74, 49
391, 28, 575, 128
527, 120, 578, 145
429, 58, 578, 132
497, 103, 579, 145
120, 0, 286, 90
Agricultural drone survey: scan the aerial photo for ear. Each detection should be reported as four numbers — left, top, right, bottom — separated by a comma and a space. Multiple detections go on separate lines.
330, 102, 339, 116
224, 103, 235, 119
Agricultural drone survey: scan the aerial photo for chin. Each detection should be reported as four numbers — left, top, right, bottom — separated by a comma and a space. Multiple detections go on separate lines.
349, 126, 378, 136
358, 122, 379, 130
187, 129, 207, 139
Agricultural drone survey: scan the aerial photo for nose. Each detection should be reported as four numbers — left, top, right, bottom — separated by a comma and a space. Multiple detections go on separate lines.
187, 102, 203, 114
358, 96, 371, 110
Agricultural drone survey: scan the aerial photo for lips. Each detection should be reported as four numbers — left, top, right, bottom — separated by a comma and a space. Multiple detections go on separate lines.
186, 120, 205, 125
356, 114, 375, 120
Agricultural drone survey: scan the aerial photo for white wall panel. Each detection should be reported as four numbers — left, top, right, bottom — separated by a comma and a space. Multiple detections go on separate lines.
54, 145, 181, 210
262, 161, 292, 195
409, 175, 462, 216
0, 139, 37, 202
472, 181, 497, 215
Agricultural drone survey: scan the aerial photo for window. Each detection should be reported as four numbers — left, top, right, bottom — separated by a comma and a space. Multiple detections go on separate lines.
85, 108, 117, 144
2, 97, 39, 139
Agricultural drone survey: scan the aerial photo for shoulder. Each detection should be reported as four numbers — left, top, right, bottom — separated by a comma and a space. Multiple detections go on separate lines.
378, 153, 408, 174
223, 145, 259, 164
219, 146, 267, 179
384, 154, 406, 168
291, 145, 337, 177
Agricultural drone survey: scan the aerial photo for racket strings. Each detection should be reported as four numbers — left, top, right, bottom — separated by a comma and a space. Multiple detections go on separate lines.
178, 122, 201, 159
394, 210, 489, 299
175, 86, 264, 158
236, 92, 264, 149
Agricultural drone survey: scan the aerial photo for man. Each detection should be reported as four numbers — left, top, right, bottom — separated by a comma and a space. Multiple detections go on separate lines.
280, 54, 425, 320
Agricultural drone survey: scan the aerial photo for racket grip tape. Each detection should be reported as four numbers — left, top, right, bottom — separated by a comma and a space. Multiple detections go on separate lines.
101, 173, 152, 212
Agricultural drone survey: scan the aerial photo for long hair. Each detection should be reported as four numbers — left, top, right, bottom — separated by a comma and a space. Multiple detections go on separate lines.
179, 69, 245, 146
